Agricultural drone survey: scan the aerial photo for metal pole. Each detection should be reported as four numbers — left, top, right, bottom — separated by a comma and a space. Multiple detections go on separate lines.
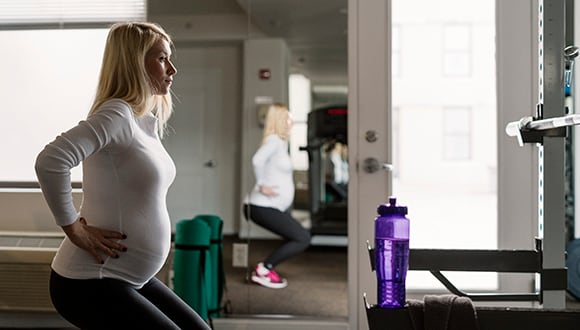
539, 0, 567, 308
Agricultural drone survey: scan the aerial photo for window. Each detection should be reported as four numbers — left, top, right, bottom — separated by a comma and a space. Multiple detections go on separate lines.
443, 107, 472, 161
392, 0, 496, 290
0, 0, 145, 26
289, 73, 311, 171
443, 24, 472, 77
392, 106, 400, 178
0, 1, 145, 186
392, 25, 401, 78
0, 29, 109, 183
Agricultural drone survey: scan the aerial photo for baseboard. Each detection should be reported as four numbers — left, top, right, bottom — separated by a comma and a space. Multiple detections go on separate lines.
212, 315, 349, 330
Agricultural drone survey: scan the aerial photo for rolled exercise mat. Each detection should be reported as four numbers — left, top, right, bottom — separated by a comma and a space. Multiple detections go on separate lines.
173, 218, 211, 321
567, 239, 580, 300
194, 215, 225, 318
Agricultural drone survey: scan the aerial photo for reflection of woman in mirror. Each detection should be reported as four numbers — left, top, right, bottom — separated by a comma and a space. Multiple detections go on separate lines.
324, 141, 349, 202
243, 104, 311, 289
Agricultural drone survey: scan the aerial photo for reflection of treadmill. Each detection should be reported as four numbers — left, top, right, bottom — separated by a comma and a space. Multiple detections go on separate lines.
300, 105, 348, 240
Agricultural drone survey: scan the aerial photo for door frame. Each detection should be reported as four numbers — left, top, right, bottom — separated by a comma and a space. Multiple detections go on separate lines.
348, 1, 392, 329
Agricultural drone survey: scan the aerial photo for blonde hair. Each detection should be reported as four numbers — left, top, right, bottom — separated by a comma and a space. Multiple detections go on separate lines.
261, 103, 291, 144
89, 22, 174, 137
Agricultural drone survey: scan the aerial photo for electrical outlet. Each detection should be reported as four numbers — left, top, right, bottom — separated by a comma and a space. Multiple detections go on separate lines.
232, 243, 248, 268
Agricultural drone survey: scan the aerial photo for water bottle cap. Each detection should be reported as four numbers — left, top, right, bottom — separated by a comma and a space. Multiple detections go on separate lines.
377, 197, 408, 216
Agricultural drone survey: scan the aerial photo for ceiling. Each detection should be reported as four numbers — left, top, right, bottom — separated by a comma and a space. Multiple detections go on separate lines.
148, 0, 348, 87
237, 0, 348, 86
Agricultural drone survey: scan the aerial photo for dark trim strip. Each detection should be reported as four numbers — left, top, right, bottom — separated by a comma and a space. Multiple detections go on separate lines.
175, 244, 209, 251
0, 181, 82, 189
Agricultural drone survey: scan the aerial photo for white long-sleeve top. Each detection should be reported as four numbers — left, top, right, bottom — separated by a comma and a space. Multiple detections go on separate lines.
35, 99, 176, 288
246, 134, 294, 212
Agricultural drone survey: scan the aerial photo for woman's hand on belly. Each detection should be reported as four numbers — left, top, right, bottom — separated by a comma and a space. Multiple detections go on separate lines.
62, 217, 128, 264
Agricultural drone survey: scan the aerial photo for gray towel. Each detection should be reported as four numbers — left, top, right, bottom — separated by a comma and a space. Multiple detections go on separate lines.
408, 294, 479, 330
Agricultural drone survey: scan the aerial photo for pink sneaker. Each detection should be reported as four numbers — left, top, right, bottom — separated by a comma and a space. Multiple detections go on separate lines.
251, 262, 288, 289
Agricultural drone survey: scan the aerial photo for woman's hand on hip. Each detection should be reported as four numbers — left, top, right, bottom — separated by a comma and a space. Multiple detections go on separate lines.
62, 217, 127, 264
259, 185, 279, 197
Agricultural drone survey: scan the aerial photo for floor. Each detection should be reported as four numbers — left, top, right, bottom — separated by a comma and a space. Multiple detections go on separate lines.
0, 235, 349, 329
219, 236, 348, 317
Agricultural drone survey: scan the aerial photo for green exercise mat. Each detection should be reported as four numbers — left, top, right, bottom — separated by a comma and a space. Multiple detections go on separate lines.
173, 218, 211, 321
194, 214, 225, 318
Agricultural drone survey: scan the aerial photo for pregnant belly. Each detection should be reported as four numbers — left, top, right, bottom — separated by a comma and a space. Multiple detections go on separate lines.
278, 187, 295, 210
112, 222, 172, 283
52, 233, 171, 287
108, 241, 171, 284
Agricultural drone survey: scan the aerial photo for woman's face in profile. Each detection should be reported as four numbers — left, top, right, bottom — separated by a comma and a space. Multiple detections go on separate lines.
145, 39, 177, 95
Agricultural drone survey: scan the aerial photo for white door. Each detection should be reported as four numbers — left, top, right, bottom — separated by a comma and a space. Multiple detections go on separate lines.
164, 46, 241, 233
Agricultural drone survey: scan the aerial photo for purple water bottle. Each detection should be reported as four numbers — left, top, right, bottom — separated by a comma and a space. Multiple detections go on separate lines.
375, 197, 410, 308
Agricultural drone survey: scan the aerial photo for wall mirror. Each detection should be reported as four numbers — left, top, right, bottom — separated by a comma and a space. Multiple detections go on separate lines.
148, 0, 350, 322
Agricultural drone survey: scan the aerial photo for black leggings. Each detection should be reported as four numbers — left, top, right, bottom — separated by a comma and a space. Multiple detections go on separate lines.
243, 204, 311, 268
49, 270, 210, 330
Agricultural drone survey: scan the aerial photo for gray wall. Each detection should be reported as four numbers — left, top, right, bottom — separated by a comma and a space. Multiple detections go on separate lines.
239, 38, 289, 238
